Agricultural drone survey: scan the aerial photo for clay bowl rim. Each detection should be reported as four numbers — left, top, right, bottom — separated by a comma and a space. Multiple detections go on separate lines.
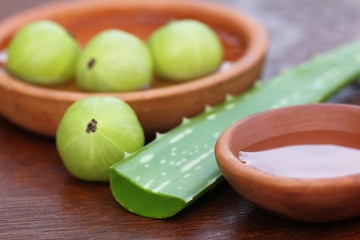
0, 0, 268, 103
215, 103, 360, 192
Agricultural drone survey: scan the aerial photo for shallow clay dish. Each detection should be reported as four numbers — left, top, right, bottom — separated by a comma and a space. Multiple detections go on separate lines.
215, 103, 360, 223
0, 0, 267, 138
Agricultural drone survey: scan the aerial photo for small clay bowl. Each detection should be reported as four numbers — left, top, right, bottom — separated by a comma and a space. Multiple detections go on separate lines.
215, 103, 360, 223
0, 0, 267, 138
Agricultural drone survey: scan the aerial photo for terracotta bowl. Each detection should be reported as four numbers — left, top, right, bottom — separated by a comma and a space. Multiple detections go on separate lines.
215, 103, 360, 223
0, 0, 267, 138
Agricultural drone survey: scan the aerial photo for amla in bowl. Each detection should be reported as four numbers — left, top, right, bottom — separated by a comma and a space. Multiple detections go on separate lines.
0, 0, 267, 138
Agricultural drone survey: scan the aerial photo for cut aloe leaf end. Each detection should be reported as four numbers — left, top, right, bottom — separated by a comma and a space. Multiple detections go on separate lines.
110, 40, 360, 219
110, 166, 223, 218
110, 168, 184, 218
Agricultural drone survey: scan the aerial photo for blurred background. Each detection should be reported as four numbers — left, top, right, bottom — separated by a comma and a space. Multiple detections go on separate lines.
2, 0, 360, 81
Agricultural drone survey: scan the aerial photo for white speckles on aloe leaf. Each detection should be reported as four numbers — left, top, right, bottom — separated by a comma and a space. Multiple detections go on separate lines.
110, 41, 360, 218
140, 154, 153, 163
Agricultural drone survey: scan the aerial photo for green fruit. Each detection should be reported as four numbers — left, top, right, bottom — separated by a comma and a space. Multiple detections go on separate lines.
7, 20, 79, 86
76, 30, 153, 92
56, 97, 145, 181
147, 19, 223, 82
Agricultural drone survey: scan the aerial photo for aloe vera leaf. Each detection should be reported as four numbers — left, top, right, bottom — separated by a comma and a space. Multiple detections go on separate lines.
110, 41, 360, 219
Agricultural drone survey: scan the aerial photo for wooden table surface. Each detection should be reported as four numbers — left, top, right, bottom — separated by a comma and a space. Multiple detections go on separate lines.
2, 0, 360, 239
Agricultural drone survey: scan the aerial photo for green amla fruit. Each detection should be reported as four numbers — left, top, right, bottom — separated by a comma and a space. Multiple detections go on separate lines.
56, 97, 145, 181
147, 19, 223, 82
76, 30, 153, 92
7, 20, 79, 86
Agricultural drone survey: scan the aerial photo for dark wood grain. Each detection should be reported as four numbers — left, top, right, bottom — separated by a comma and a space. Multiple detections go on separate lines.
2, 0, 360, 239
